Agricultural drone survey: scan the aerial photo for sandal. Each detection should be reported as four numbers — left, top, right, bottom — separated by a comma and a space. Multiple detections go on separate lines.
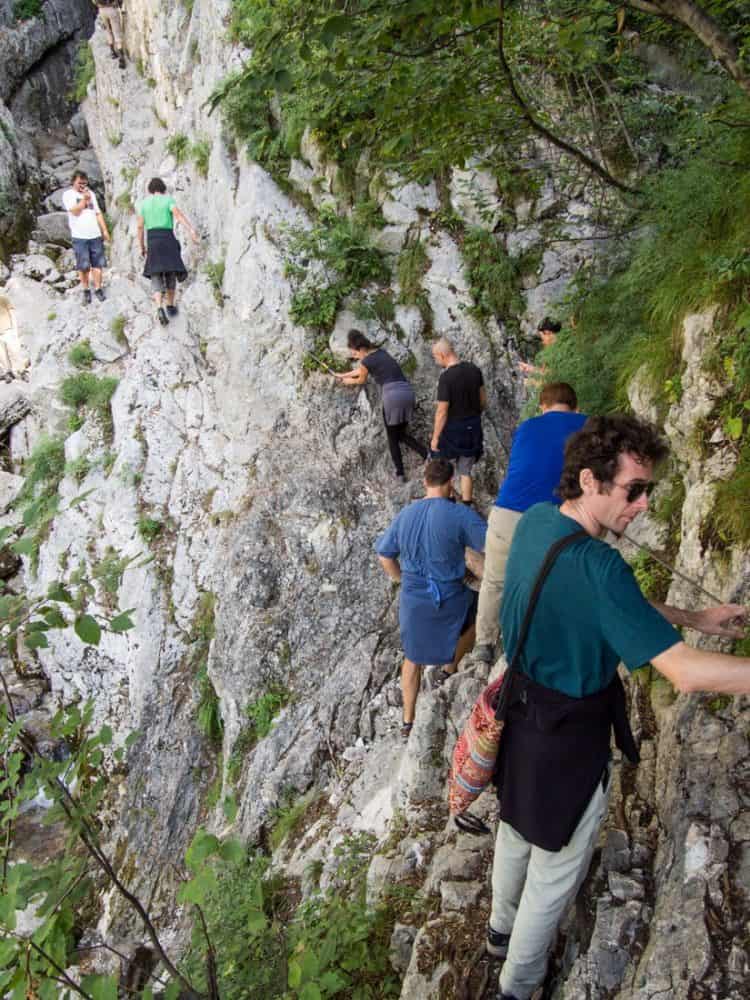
454, 812, 491, 836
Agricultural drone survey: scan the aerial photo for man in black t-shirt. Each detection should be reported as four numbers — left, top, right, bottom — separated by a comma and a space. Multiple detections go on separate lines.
431, 338, 486, 504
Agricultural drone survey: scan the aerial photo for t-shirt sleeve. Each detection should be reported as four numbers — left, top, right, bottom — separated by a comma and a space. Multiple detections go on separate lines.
437, 372, 450, 403
461, 507, 488, 552
361, 354, 374, 372
167, 196, 176, 217
597, 550, 681, 670
136, 199, 145, 218
62, 190, 77, 211
375, 515, 402, 558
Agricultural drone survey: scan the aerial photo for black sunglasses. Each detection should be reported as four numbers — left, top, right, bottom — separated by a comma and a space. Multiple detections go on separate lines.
614, 480, 655, 504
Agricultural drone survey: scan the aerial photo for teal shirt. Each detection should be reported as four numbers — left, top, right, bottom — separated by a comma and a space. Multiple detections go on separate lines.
501, 503, 680, 697
137, 194, 176, 230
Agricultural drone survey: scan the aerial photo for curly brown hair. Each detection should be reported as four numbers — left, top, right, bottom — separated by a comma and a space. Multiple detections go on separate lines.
558, 415, 668, 500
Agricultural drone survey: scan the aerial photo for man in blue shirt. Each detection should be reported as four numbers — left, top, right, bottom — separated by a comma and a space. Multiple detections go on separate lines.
488, 414, 750, 1000
474, 382, 587, 663
376, 458, 487, 740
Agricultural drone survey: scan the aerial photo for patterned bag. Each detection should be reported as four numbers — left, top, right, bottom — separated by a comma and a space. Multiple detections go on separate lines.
448, 673, 505, 815
448, 529, 587, 817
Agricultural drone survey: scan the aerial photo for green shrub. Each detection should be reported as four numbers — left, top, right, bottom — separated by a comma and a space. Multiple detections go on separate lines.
115, 191, 133, 214
196, 665, 223, 742
111, 314, 128, 347
59, 373, 118, 434
68, 340, 95, 370
246, 685, 290, 740
137, 517, 162, 543
15, 437, 67, 542
285, 208, 389, 332
396, 237, 431, 325
462, 227, 522, 324
13, 0, 43, 22
166, 132, 190, 164
92, 546, 130, 599
70, 42, 95, 102
191, 138, 211, 178
269, 789, 319, 851
204, 259, 225, 307
65, 455, 91, 485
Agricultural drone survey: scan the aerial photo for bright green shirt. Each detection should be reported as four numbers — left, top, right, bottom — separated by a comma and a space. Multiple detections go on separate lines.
501, 503, 681, 697
137, 194, 176, 231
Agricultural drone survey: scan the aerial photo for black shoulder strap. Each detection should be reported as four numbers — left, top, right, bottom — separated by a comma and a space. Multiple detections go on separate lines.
494, 528, 587, 721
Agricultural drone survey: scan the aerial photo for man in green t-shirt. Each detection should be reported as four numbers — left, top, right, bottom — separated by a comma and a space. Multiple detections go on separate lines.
488, 414, 750, 1000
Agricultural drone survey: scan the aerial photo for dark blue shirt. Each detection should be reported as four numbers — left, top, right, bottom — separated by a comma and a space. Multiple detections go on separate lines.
495, 410, 588, 512
376, 497, 486, 593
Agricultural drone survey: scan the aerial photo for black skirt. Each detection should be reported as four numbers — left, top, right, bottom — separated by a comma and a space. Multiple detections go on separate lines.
143, 228, 188, 282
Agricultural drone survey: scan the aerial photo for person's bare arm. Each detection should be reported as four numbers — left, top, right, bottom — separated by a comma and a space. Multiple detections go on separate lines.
479, 385, 487, 411
378, 555, 401, 583
652, 641, 750, 695
431, 400, 450, 452
68, 197, 90, 217
137, 215, 146, 256
96, 212, 110, 242
651, 601, 748, 639
173, 206, 199, 243
465, 547, 484, 580
332, 364, 368, 386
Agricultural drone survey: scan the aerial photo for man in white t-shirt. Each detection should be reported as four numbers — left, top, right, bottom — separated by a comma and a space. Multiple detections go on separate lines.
62, 170, 111, 306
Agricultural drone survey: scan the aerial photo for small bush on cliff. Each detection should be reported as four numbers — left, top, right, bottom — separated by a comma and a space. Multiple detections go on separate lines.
70, 41, 95, 102
68, 339, 95, 370
13, 0, 42, 22
462, 227, 522, 326
59, 372, 118, 435
285, 208, 389, 331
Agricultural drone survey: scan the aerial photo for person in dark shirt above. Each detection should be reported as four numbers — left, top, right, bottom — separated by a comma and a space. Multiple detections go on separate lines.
430, 338, 486, 505
474, 381, 587, 664
333, 330, 427, 481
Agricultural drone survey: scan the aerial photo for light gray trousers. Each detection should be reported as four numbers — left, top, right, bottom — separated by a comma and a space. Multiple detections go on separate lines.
490, 769, 611, 999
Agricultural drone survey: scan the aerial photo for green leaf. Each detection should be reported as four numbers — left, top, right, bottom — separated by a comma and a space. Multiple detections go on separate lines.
109, 610, 135, 633
80, 975, 118, 1000
288, 958, 303, 989
320, 14, 349, 47
98, 724, 113, 745
222, 793, 238, 821
69, 488, 95, 508
185, 829, 221, 870
319, 969, 350, 992
24, 630, 49, 650
725, 415, 743, 440
246, 907, 268, 935
125, 730, 140, 747
164, 983, 181, 1000
0, 526, 14, 546
47, 581, 74, 604
11, 537, 36, 556
218, 838, 244, 863
177, 867, 218, 906
299, 985, 322, 1000
43, 607, 67, 629
75, 614, 101, 645
273, 68, 294, 92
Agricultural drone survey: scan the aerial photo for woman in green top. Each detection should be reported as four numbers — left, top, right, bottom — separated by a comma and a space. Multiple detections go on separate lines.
137, 177, 199, 326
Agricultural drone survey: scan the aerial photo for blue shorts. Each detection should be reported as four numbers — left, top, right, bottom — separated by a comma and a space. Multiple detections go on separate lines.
72, 237, 106, 271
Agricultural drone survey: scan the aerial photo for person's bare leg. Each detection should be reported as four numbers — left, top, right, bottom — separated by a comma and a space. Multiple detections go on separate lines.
153, 291, 162, 309
79, 270, 90, 290
444, 624, 477, 677
401, 658, 422, 724
166, 287, 176, 307
91, 267, 102, 291
460, 474, 473, 502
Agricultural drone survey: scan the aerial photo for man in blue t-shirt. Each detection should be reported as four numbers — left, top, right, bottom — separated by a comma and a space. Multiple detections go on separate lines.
488, 414, 750, 1000
474, 382, 586, 663
375, 458, 487, 740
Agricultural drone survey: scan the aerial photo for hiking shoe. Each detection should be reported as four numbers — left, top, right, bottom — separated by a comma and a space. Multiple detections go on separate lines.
157, 307, 169, 326
487, 926, 510, 959
118, 52, 126, 69
109, 47, 119, 60
82, 289, 92, 306
400, 722, 413, 743
166, 305, 178, 318
94, 288, 106, 302
474, 643, 494, 664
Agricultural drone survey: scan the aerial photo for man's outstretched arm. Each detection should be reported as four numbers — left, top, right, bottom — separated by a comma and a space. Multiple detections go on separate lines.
378, 555, 401, 583
651, 601, 748, 639
652, 641, 750, 695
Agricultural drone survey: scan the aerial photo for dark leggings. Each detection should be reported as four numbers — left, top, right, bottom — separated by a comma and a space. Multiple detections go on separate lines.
384, 414, 428, 475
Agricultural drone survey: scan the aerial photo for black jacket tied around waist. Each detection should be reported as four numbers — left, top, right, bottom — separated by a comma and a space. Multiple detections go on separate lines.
492, 671, 638, 852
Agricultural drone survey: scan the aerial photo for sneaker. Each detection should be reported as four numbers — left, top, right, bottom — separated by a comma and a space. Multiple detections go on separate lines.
94, 288, 106, 302
487, 926, 510, 959
82, 289, 92, 306
118, 52, 126, 69
400, 722, 413, 743
474, 643, 494, 664
166, 305, 178, 318
109, 47, 119, 60
157, 307, 169, 326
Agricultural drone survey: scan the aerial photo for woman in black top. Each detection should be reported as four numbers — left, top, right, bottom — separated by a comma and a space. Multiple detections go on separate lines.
333, 330, 428, 480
